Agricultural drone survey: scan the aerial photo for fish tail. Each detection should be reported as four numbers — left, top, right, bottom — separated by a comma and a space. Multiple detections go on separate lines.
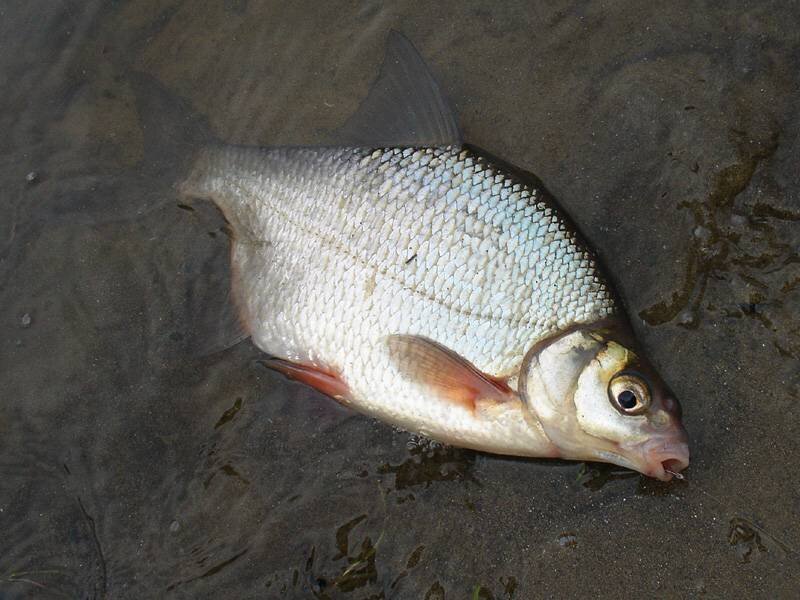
127, 74, 250, 357
177, 144, 249, 204
130, 71, 216, 183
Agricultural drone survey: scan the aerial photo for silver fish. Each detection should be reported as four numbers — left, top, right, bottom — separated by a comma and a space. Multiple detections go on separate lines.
181, 32, 689, 480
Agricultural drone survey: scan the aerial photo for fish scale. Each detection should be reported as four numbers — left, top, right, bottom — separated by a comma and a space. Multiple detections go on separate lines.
181, 143, 618, 454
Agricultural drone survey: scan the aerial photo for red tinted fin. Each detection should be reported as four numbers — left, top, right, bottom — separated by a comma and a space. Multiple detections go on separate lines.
384, 334, 513, 412
261, 359, 351, 402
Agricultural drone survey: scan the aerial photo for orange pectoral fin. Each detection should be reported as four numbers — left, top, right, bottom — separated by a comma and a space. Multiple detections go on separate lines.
384, 334, 515, 413
260, 358, 351, 403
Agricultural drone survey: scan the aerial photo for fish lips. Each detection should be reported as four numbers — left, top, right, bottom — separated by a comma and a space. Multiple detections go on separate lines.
627, 432, 690, 482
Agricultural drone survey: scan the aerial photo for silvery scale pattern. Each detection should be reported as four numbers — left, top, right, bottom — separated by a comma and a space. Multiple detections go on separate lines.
181, 144, 617, 454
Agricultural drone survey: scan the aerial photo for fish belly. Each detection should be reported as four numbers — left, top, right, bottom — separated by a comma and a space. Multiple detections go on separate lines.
181, 144, 616, 455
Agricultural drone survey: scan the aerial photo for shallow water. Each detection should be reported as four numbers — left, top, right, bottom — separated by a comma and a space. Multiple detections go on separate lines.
2, 1, 800, 598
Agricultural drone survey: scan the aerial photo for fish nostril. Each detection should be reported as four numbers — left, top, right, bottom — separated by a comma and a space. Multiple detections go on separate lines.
665, 397, 684, 420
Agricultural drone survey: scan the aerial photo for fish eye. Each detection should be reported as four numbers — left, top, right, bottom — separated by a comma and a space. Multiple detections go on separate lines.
608, 373, 651, 415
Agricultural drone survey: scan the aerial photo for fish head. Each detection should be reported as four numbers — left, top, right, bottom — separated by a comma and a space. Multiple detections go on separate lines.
519, 321, 689, 481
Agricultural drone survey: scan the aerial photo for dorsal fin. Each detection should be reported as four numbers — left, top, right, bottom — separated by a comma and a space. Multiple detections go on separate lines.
336, 30, 462, 147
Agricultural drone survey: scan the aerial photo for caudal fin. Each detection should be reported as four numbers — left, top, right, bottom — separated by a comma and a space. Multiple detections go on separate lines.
130, 73, 250, 357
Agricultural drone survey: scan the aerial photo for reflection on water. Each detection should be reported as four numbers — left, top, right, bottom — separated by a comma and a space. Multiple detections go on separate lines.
3, 1, 800, 598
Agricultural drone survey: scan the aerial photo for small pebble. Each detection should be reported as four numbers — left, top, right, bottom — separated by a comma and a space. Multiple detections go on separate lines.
169, 519, 180, 533
25, 171, 39, 184
20, 313, 32, 328
677, 309, 695, 326
693, 225, 711, 242
729, 214, 747, 227
557, 533, 577, 548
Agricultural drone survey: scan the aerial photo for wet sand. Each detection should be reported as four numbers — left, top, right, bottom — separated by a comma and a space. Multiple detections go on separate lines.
1, 2, 799, 598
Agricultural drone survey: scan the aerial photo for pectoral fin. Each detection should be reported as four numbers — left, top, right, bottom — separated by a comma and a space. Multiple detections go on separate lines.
384, 334, 514, 412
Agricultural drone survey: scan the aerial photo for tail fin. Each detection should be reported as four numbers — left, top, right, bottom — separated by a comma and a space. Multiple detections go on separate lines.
130, 73, 250, 357
129, 71, 215, 190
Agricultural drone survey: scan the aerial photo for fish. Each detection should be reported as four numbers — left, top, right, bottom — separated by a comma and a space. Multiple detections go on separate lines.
180, 31, 689, 481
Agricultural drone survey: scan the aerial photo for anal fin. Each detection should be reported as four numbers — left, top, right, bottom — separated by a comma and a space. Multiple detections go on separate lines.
261, 358, 351, 403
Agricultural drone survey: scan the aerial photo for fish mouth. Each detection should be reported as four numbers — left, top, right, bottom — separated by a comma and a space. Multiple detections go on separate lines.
637, 436, 690, 482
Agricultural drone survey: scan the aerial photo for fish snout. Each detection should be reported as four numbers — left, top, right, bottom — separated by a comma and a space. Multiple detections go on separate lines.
637, 433, 690, 481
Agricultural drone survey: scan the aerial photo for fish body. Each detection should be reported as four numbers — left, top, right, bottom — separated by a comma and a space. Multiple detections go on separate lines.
183, 144, 615, 455
180, 32, 690, 479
